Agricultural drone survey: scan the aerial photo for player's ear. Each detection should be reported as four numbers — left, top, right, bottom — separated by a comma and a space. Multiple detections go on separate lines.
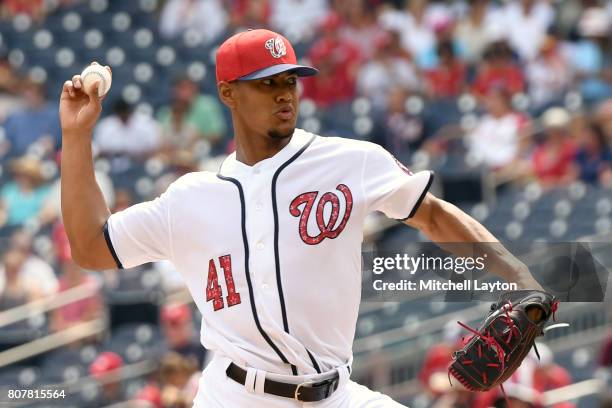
218, 81, 237, 109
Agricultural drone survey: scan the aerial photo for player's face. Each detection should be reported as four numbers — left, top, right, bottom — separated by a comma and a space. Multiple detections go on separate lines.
233, 71, 300, 140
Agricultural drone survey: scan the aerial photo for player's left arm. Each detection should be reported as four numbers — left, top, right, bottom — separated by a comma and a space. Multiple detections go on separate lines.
404, 192, 543, 290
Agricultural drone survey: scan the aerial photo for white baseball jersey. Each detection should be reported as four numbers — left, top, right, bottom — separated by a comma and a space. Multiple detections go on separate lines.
105, 128, 433, 376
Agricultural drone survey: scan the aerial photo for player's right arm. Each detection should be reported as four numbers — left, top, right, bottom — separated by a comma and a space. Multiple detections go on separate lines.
59, 64, 117, 270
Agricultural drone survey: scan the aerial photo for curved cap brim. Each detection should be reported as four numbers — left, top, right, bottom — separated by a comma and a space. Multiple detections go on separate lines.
238, 64, 318, 80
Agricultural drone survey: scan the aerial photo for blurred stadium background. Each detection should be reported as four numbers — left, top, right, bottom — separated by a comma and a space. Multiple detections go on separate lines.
0, 0, 611, 406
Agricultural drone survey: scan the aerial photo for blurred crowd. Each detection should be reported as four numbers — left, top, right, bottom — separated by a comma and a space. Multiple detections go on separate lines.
0, 0, 611, 406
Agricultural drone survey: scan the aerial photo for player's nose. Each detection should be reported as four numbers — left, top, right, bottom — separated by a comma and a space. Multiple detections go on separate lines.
275, 89, 293, 103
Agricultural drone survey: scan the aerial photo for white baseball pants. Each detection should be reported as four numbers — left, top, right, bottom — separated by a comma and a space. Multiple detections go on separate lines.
193, 354, 407, 407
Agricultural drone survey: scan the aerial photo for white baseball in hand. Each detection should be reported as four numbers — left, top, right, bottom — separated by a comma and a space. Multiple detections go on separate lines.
81, 64, 112, 97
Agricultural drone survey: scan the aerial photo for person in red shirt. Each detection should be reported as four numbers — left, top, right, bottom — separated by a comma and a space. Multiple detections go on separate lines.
531, 107, 578, 188
472, 41, 525, 98
419, 322, 463, 397
227, 0, 270, 31
89, 352, 126, 405
301, 13, 362, 107
531, 343, 575, 408
599, 330, 612, 367
425, 40, 467, 99
1, 0, 45, 22
50, 222, 103, 335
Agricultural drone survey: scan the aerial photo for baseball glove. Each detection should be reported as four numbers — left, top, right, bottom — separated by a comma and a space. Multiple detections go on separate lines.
448, 290, 563, 395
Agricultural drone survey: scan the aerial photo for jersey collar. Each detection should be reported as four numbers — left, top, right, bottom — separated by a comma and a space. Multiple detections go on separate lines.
219, 129, 313, 177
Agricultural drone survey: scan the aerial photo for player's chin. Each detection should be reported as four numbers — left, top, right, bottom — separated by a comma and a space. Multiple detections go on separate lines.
267, 123, 295, 139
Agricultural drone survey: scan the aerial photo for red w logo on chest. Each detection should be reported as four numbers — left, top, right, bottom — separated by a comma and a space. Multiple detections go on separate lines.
289, 184, 353, 245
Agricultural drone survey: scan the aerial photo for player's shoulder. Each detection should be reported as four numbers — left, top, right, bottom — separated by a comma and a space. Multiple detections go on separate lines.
298, 128, 386, 156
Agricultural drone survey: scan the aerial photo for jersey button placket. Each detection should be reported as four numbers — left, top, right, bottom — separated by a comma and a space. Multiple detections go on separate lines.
243, 170, 282, 322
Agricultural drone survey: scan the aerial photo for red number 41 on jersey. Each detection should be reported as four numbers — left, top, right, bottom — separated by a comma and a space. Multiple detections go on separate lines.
206, 255, 241, 311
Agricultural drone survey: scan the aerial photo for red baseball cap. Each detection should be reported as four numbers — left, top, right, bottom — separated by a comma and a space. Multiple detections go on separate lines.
135, 385, 162, 407
161, 303, 191, 325
89, 352, 123, 377
216, 29, 318, 83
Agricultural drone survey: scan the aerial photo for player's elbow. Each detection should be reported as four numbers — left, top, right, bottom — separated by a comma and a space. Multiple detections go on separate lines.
68, 234, 117, 271
71, 251, 93, 269
71, 249, 117, 270
405, 193, 445, 237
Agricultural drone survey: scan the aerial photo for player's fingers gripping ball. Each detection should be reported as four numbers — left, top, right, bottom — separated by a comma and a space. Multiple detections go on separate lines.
80, 63, 112, 97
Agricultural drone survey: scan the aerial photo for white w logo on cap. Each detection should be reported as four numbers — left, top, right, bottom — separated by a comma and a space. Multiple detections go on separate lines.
265, 36, 287, 59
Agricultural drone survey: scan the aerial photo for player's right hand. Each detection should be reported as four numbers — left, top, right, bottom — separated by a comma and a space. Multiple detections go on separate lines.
59, 62, 111, 139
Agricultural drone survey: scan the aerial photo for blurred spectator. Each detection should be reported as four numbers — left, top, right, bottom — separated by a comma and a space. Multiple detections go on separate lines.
50, 223, 103, 333
453, 0, 498, 64
39, 167, 115, 232
157, 76, 227, 156
531, 107, 578, 188
472, 41, 525, 97
1, 79, 61, 159
595, 99, 612, 142
0, 156, 52, 228
228, 0, 270, 31
9, 229, 58, 297
526, 34, 573, 112
489, 385, 543, 408
474, 356, 545, 408
337, 0, 384, 60
530, 343, 575, 408
159, 352, 198, 408
600, 330, 612, 368
112, 188, 135, 213
0, 0, 46, 23
573, 123, 612, 185
301, 13, 361, 107
50, 258, 102, 333
161, 303, 206, 368
419, 321, 461, 397
553, 0, 584, 38
373, 88, 424, 157
498, 0, 555, 62
89, 352, 125, 405
0, 248, 37, 310
431, 384, 478, 408
419, 342, 454, 398
134, 384, 163, 408
568, 7, 612, 104
269, 0, 328, 42
0, 56, 23, 125
159, 0, 228, 45
418, 11, 466, 70
466, 87, 529, 171
93, 99, 161, 159
424, 40, 467, 99
378, 0, 440, 68
356, 30, 418, 110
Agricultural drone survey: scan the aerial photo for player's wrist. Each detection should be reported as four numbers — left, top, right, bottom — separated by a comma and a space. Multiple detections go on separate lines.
515, 271, 544, 291
61, 129, 93, 143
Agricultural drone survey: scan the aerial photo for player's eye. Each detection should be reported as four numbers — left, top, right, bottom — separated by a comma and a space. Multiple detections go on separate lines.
262, 79, 273, 86
287, 77, 297, 85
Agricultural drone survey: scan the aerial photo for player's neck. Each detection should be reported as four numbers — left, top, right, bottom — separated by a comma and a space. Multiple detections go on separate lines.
234, 133, 292, 166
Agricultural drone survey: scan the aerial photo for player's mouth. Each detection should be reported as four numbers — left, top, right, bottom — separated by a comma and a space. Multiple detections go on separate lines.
275, 106, 295, 121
